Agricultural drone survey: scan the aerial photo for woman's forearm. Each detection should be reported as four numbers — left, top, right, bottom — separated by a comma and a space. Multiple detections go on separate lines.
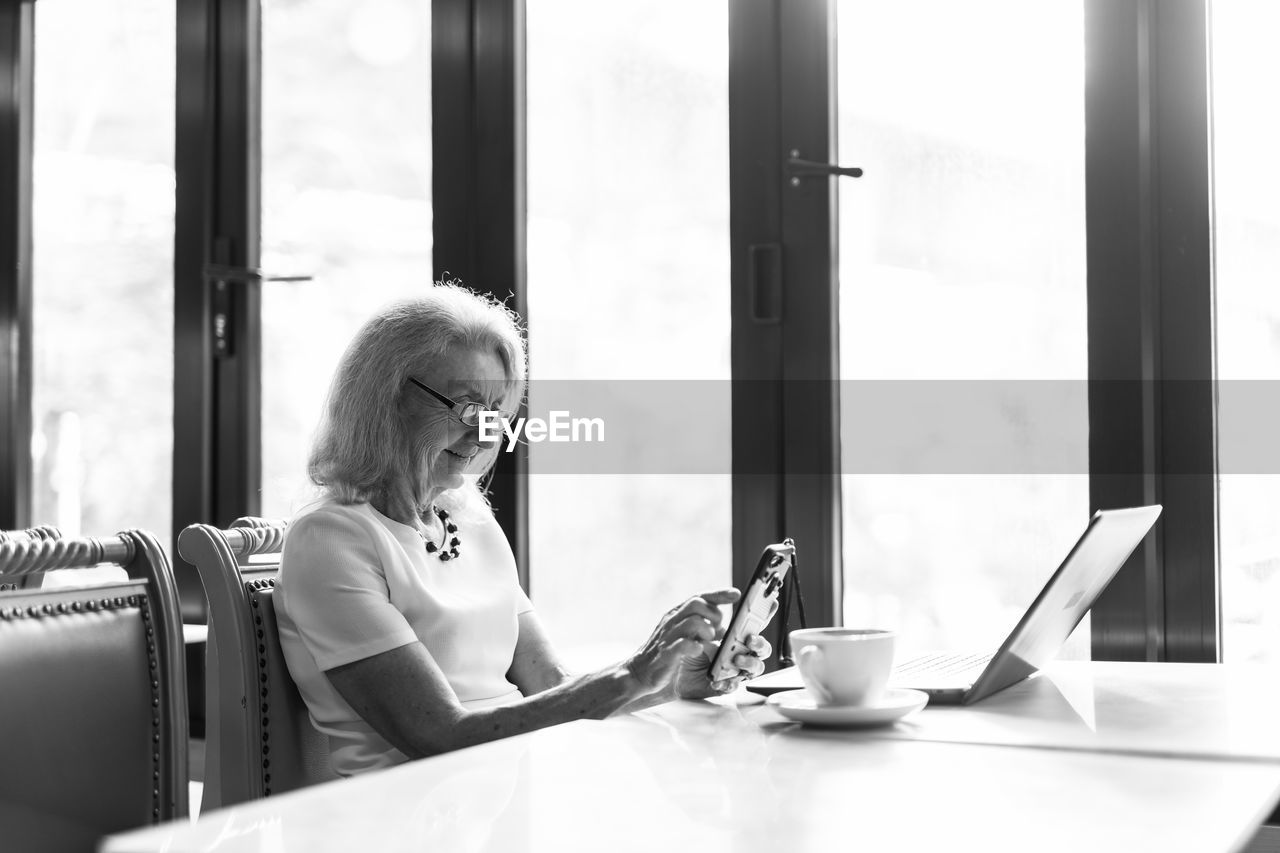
407, 664, 655, 757
612, 684, 677, 716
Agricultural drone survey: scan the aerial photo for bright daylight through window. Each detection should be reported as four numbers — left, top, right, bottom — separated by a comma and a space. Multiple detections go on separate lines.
526, 0, 731, 670
260, 0, 434, 519
837, 0, 1090, 655
32, 0, 174, 574
1213, 0, 1280, 665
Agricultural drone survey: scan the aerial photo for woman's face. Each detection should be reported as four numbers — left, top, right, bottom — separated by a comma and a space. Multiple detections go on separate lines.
411, 346, 510, 492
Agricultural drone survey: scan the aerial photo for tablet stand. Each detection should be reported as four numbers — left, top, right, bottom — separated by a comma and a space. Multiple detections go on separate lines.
775, 547, 808, 667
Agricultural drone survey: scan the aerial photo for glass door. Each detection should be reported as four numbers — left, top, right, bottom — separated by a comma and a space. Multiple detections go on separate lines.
259, 0, 433, 518
32, 0, 174, 557
1212, 0, 1280, 664
836, 1, 1091, 653
526, 1, 731, 669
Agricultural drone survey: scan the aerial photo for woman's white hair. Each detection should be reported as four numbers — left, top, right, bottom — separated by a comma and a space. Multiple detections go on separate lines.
308, 282, 526, 518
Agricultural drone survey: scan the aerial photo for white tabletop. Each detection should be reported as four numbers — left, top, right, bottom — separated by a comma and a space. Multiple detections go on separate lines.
102, 662, 1280, 853
742, 661, 1280, 762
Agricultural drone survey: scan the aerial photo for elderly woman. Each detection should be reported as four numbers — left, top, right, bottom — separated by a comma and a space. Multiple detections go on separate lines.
276, 284, 770, 776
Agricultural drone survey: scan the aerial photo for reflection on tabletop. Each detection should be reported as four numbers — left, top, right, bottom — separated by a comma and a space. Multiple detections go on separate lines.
100, 662, 1280, 853
698, 661, 1280, 761
889, 660, 1280, 761
171, 741, 529, 853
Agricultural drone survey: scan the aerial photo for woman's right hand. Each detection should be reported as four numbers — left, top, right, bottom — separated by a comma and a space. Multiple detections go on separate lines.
624, 589, 741, 699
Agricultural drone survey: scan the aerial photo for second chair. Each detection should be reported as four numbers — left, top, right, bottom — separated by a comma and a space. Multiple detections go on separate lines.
0, 526, 188, 851
179, 518, 338, 811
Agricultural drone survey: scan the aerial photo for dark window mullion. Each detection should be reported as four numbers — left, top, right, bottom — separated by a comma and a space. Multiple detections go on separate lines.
1086, 0, 1218, 662
174, 0, 263, 620
433, 0, 529, 590
729, 0, 787, 610
0, 0, 34, 532
210, 0, 263, 531
1149, 0, 1217, 663
729, 0, 841, 629
777, 0, 841, 630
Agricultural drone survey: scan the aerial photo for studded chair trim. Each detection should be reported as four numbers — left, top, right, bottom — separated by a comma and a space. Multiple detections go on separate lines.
0, 529, 190, 840
1, 592, 163, 820
180, 519, 338, 810
244, 578, 334, 796
247, 579, 277, 795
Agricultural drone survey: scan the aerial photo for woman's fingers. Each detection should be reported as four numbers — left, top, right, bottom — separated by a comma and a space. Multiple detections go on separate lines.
660, 589, 741, 641
666, 612, 718, 644
633, 589, 749, 691
661, 636, 703, 665
667, 590, 738, 626
664, 599, 723, 633
699, 588, 742, 606
747, 634, 773, 659
712, 675, 746, 693
723, 634, 771, 677
732, 652, 766, 677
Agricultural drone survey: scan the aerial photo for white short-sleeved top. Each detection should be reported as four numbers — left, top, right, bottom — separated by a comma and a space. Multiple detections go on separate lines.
275, 498, 534, 776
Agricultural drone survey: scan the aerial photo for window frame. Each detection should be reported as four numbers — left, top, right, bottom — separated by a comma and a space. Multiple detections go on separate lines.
433, 0, 530, 591
752, 0, 1221, 661
173, 0, 264, 620
0, 0, 34, 533
0, 0, 1223, 662
1084, 0, 1218, 662
729, 0, 843, 630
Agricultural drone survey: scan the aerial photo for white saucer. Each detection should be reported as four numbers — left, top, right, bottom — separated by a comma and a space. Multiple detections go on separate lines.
766, 688, 929, 728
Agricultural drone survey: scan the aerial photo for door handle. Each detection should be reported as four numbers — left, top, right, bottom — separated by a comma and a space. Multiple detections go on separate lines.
203, 264, 314, 357
786, 149, 864, 186
202, 264, 313, 284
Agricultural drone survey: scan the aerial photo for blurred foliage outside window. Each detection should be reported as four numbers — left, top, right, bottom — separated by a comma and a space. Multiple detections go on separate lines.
29, 0, 1266, 667
32, 0, 174, 572
837, 0, 1092, 657
1214, 0, 1280, 664
526, 1, 731, 670
260, 0, 434, 519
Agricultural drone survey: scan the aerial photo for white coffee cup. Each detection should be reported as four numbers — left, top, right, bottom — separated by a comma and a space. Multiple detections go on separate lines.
791, 627, 896, 707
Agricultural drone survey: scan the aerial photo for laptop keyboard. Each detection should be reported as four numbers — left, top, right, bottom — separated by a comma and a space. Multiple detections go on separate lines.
893, 651, 994, 680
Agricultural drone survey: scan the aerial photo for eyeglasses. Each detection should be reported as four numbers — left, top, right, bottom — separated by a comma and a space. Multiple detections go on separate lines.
407, 376, 513, 428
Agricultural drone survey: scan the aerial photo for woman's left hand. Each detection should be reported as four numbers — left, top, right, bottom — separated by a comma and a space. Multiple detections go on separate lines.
673, 633, 772, 700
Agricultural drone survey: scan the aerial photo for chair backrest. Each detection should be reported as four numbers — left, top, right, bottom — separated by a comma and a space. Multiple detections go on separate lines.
0, 525, 63, 590
0, 528, 188, 853
178, 517, 337, 810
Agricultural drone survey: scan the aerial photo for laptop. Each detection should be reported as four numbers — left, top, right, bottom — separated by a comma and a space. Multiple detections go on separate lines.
747, 505, 1162, 705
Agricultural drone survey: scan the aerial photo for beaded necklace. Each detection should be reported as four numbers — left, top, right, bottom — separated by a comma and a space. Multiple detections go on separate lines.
422, 506, 461, 561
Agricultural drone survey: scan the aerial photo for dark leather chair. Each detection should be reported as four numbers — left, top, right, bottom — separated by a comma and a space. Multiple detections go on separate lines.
0, 527, 188, 853
0, 525, 62, 590
178, 518, 337, 810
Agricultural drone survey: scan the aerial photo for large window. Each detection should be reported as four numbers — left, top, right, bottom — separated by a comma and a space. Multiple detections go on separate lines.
31, 0, 174, 549
260, 0, 433, 518
1213, 0, 1280, 664
837, 0, 1091, 654
0, 0, 1234, 667
526, 1, 731, 669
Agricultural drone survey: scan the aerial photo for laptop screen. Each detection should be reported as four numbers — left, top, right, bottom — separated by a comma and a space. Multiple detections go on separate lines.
969, 505, 1162, 702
